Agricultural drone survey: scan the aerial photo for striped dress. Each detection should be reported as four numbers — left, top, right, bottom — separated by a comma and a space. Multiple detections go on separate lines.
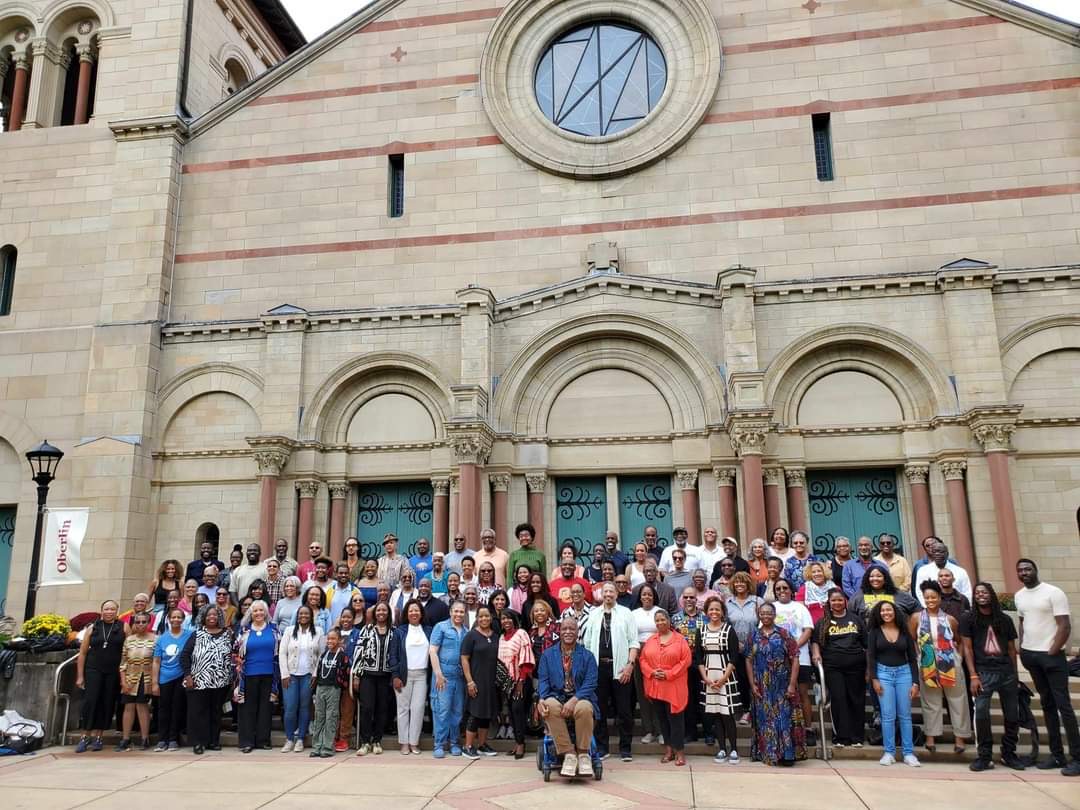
696, 622, 742, 715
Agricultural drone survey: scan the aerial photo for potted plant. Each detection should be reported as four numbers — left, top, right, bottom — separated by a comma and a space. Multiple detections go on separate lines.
20, 614, 73, 653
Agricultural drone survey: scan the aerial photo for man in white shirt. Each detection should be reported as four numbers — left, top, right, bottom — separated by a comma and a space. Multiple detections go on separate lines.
1015, 558, 1079, 775
696, 527, 726, 577
658, 526, 701, 574
473, 528, 509, 586
229, 543, 266, 602
913, 541, 971, 606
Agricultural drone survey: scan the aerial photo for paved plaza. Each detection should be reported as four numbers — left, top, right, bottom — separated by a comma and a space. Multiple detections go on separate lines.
3, 749, 1079, 810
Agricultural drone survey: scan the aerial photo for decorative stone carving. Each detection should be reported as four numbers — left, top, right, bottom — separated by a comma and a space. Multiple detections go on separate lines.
76, 43, 96, 64
449, 474, 460, 494
77, 20, 95, 36
763, 467, 785, 487
676, 469, 699, 491
972, 423, 1015, 453
713, 467, 737, 487
253, 448, 288, 476
489, 474, 511, 492
431, 477, 450, 497
295, 479, 320, 498
903, 464, 930, 485
450, 432, 493, 466
784, 468, 806, 488
940, 460, 967, 481
525, 473, 547, 494
728, 423, 769, 456
328, 481, 351, 499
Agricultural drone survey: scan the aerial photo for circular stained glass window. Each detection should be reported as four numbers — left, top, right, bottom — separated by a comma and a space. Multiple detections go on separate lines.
534, 22, 667, 138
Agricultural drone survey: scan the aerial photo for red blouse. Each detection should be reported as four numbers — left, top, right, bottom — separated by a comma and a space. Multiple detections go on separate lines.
639, 631, 693, 712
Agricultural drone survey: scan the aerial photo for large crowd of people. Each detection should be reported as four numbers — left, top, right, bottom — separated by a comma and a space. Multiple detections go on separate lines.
71, 523, 1079, 776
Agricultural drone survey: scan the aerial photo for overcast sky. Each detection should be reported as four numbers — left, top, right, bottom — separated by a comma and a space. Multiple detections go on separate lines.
281, 0, 1078, 38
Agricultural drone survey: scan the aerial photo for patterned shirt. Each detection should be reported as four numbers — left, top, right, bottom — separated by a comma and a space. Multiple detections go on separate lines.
672, 610, 708, 649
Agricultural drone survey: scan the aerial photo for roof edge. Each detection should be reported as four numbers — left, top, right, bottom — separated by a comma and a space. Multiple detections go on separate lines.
187, 0, 407, 139
950, 0, 1080, 46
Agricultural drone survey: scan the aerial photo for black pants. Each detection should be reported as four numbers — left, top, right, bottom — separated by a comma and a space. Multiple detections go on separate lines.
157, 678, 187, 744
1021, 650, 1080, 762
974, 667, 1019, 760
825, 664, 866, 744
359, 673, 393, 744
238, 674, 274, 748
596, 662, 634, 756
508, 687, 529, 745
709, 712, 738, 753
655, 700, 685, 751
684, 668, 703, 739
187, 687, 225, 749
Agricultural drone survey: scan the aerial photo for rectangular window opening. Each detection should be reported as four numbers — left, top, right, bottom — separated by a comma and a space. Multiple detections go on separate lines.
0, 246, 15, 316
388, 153, 405, 218
812, 112, 834, 182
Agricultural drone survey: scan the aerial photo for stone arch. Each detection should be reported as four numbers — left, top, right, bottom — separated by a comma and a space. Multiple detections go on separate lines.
218, 44, 254, 96
765, 324, 953, 426
493, 312, 723, 435
1000, 315, 1080, 392
156, 363, 264, 447
40, 0, 114, 35
0, 408, 40, 458
302, 352, 452, 444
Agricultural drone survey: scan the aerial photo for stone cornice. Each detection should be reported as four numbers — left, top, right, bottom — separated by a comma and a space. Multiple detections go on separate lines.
109, 115, 189, 144
215, 0, 289, 67
949, 0, 1080, 47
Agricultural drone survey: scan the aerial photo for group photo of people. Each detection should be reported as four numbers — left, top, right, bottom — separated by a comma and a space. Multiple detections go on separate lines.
71, 522, 1079, 777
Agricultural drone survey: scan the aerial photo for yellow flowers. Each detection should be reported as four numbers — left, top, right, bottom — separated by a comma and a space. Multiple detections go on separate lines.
21, 613, 71, 639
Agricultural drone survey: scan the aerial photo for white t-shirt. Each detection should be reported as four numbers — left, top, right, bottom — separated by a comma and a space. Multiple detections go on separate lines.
772, 600, 814, 666
770, 547, 796, 563
632, 606, 659, 644
696, 544, 727, 578
405, 624, 429, 670
1015, 582, 1070, 652
659, 543, 702, 574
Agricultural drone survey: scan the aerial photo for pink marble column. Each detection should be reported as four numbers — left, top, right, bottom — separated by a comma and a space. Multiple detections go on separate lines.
8, 55, 29, 133
253, 448, 288, 557
328, 481, 350, 560
296, 480, 319, 556
741, 454, 767, 543
526, 473, 547, 549
784, 468, 807, 533
73, 45, 95, 125
940, 460, 978, 582
677, 470, 701, 546
490, 474, 510, 550
904, 464, 935, 545
432, 478, 450, 554
714, 467, 739, 540
763, 467, 783, 534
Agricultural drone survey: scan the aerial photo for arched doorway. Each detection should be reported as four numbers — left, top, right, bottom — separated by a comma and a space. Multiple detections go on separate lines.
195, 521, 220, 557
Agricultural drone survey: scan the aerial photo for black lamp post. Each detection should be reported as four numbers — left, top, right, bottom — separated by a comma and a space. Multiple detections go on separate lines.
24, 440, 64, 621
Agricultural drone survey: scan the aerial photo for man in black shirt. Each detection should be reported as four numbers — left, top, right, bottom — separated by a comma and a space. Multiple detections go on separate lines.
959, 581, 1024, 772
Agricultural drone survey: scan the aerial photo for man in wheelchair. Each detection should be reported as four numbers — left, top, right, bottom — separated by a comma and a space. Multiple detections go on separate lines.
538, 616, 599, 777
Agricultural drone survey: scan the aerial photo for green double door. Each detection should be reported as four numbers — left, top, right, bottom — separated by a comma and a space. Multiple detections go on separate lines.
356, 483, 433, 559
554, 475, 673, 565
807, 469, 904, 556
0, 506, 13, 615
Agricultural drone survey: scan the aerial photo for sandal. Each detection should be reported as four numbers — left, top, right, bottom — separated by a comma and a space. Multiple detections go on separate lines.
925, 743, 937, 754
675, 754, 687, 766
953, 745, 966, 754
661, 750, 675, 763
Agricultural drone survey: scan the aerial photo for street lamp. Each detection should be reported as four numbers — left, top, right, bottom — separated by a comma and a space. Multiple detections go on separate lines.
24, 440, 64, 621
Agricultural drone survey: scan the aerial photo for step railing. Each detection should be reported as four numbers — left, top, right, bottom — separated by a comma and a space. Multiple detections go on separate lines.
45, 653, 79, 746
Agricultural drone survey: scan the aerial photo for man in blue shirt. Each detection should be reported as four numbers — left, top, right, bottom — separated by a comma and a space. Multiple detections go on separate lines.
603, 532, 629, 575
428, 602, 468, 758
841, 536, 886, 597
409, 537, 434, 580
539, 616, 599, 778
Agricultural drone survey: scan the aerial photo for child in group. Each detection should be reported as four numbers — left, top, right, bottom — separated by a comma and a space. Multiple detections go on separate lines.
310, 627, 349, 758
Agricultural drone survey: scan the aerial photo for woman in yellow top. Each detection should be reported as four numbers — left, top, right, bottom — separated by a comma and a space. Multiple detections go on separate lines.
116, 611, 156, 750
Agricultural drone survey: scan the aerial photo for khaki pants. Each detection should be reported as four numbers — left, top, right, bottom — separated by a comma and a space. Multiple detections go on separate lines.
920, 665, 972, 739
336, 689, 355, 746
542, 697, 595, 755
312, 684, 340, 755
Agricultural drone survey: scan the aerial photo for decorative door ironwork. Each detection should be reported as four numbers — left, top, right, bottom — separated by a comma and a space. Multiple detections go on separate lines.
618, 475, 672, 553
0, 506, 15, 615
807, 469, 903, 556
555, 478, 607, 566
356, 483, 433, 559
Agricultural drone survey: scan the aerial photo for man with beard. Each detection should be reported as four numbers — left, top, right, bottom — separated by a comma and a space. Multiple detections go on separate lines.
229, 543, 266, 603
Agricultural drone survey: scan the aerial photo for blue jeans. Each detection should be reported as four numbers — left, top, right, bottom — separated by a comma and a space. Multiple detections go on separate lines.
431, 670, 464, 750
283, 673, 312, 742
876, 663, 913, 756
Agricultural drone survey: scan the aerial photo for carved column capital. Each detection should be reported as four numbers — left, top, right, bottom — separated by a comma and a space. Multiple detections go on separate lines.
728, 422, 770, 457
763, 467, 785, 487
713, 467, 737, 487
489, 473, 511, 493
295, 479, 320, 499
328, 481, 350, 500
972, 423, 1015, 453
449, 431, 493, 466
940, 459, 968, 481
13, 51, 30, 71
784, 467, 806, 488
676, 469, 699, 491
525, 473, 547, 494
76, 43, 97, 64
903, 464, 930, 485
253, 448, 289, 477
449, 474, 460, 494
431, 477, 450, 497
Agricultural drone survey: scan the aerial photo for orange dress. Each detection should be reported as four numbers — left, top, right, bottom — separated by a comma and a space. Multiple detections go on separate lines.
639, 632, 692, 713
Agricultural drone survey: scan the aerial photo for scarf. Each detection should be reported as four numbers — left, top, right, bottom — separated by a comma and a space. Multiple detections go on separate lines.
917, 610, 957, 688
802, 578, 832, 606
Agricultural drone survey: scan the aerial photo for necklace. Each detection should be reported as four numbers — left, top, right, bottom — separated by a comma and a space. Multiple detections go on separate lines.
100, 621, 117, 649
319, 649, 341, 680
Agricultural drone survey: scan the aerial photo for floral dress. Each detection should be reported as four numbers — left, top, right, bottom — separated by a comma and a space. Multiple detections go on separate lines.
747, 626, 806, 765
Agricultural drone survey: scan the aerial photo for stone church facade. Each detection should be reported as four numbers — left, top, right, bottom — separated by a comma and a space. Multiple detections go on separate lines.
0, 0, 1078, 622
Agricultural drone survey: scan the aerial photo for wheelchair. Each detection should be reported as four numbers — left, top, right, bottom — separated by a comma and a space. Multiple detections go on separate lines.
535, 723, 603, 782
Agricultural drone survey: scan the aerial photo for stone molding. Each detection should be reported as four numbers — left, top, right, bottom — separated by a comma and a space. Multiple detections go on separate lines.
967, 405, 1023, 453
489, 473, 511, 492
676, 469, 699, 491
939, 459, 968, 481
479, 0, 723, 178
449, 474, 460, 494
295, 479, 320, 498
109, 114, 189, 144
328, 481, 350, 499
784, 468, 806, 488
431, 477, 450, 496
449, 428, 494, 466
903, 464, 930, 485
525, 473, 547, 494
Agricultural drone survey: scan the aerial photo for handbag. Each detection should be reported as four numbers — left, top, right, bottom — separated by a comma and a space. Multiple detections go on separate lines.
495, 659, 514, 699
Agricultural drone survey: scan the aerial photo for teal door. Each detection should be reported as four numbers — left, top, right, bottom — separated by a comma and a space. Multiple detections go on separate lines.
555, 478, 607, 566
0, 506, 14, 615
356, 483, 433, 559
618, 475, 673, 553
807, 469, 904, 556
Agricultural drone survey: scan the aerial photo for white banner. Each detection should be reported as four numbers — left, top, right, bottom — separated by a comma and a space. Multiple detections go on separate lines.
39, 508, 89, 587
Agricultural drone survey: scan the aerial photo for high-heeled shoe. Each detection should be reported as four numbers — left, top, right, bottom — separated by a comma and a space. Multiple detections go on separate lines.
514, 745, 525, 760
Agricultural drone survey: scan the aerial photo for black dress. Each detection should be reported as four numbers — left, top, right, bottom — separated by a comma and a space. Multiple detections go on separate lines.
81, 620, 123, 730
461, 628, 499, 720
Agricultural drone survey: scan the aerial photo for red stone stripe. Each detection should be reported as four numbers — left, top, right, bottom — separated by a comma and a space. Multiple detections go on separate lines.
173, 182, 1080, 265
704, 76, 1080, 125
182, 135, 502, 174
359, 6, 503, 33
723, 15, 1004, 54
249, 74, 477, 107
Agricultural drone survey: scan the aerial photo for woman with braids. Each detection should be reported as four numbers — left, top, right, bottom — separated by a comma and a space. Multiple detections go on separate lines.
181, 605, 234, 754
810, 588, 867, 748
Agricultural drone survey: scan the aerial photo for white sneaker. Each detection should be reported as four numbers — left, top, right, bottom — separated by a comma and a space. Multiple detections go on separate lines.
657, 735, 664, 745
879, 753, 895, 766
641, 733, 655, 744
728, 751, 740, 764
281, 739, 294, 753
577, 753, 594, 776
903, 754, 921, 768
713, 751, 727, 764
561, 755, 578, 777
293, 739, 304, 752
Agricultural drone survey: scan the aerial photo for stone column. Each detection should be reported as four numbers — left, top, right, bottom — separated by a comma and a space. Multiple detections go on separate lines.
449, 474, 460, 538
73, 43, 96, 125
729, 420, 770, 542
327, 481, 350, 559
8, 53, 30, 132
451, 431, 492, 550
940, 460, 977, 582
253, 447, 289, 556
676, 469, 701, 546
526, 473, 547, 549
490, 474, 511, 550
296, 480, 319, 557
763, 467, 784, 533
904, 463, 934, 544
432, 477, 450, 554
713, 467, 739, 539
972, 419, 1022, 591
784, 468, 807, 533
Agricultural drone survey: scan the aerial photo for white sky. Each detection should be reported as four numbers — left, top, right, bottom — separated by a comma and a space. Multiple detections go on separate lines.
281, 0, 1078, 38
